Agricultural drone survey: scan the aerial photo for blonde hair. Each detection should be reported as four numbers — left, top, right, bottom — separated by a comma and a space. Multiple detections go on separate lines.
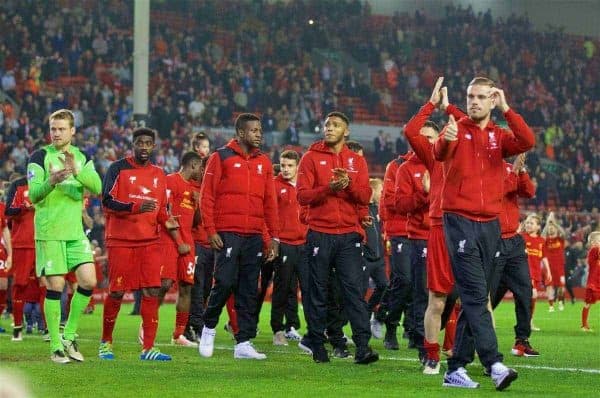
588, 231, 600, 247
525, 213, 541, 225
49, 109, 75, 128
468, 76, 496, 88
369, 178, 383, 189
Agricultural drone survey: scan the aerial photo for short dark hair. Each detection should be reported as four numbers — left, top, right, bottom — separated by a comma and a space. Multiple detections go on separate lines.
424, 120, 440, 133
193, 132, 210, 143
326, 111, 350, 125
181, 151, 202, 167
132, 127, 156, 141
346, 140, 363, 153
280, 149, 300, 163
272, 164, 281, 176
235, 113, 261, 132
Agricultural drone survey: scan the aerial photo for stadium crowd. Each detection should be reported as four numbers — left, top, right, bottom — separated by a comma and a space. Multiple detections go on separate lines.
0, 1, 596, 286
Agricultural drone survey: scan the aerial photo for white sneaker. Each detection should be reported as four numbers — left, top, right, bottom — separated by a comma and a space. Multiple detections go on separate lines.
370, 315, 384, 339
234, 341, 266, 360
198, 326, 216, 357
491, 362, 518, 391
284, 327, 302, 341
530, 322, 541, 332
548, 306, 555, 313
172, 334, 198, 347
442, 367, 480, 389
273, 331, 288, 346
558, 301, 564, 311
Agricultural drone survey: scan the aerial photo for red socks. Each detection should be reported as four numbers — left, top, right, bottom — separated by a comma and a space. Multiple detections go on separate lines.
11, 286, 24, 328
424, 340, 440, 361
226, 295, 239, 334
443, 304, 459, 353
582, 306, 590, 328
141, 295, 159, 351
173, 311, 189, 339
102, 295, 123, 343
0, 289, 6, 318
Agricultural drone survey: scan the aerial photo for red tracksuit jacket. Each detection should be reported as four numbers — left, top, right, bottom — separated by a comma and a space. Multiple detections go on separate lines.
434, 109, 535, 221
394, 153, 430, 240
297, 141, 371, 235
200, 139, 279, 238
380, 156, 408, 237
4, 177, 35, 248
274, 175, 307, 245
500, 162, 535, 238
102, 157, 169, 247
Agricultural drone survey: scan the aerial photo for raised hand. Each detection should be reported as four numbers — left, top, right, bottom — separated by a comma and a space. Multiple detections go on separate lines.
512, 153, 526, 174
49, 169, 72, 186
490, 87, 510, 113
62, 151, 77, 176
429, 76, 444, 106
440, 86, 449, 111
330, 168, 349, 191
444, 115, 458, 142
422, 170, 430, 193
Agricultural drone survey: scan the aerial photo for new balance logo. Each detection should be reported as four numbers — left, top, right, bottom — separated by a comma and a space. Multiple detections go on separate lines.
458, 240, 466, 253
397, 243, 403, 253
282, 256, 287, 263
421, 248, 427, 258
226, 248, 232, 258
313, 247, 319, 256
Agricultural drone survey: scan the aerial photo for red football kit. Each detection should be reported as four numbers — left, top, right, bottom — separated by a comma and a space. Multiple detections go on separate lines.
523, 233, 545, 289
544, 237, 565, 286
160, 173, 199, 285
585, 247, 600, 304
102, 157, 169, 291
4, 177, 36, 286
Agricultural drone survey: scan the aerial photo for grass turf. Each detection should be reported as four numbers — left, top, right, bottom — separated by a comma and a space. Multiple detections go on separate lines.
0, 300, 598, 397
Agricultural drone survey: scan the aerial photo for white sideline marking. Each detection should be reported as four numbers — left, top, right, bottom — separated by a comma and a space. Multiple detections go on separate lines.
3, 334, 598, 374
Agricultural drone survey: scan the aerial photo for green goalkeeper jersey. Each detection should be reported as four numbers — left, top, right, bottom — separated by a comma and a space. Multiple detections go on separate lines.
27, 144, 102, 241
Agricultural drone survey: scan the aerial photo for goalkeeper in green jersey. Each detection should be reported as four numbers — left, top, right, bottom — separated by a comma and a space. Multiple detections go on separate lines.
27, 109, 102, 364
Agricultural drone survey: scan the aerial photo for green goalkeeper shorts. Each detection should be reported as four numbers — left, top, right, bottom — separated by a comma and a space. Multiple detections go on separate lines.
35, 239, 94, 277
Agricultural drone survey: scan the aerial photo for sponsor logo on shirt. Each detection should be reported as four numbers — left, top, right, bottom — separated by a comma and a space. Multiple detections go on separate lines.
129, 176, 137, 184
465, 134, 472, 140
257, 164, 263, 175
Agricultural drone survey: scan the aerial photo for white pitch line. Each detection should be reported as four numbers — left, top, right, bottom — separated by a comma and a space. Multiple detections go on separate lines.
3, 334, 599, 374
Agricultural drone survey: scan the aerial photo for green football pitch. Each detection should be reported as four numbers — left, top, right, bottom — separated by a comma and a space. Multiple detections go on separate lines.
1, 301, 599, 397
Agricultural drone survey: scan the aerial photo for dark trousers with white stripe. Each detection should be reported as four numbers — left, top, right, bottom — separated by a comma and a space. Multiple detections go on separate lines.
444, 213, 503, 371
202, 232, 263, 344
306, 230, 371, 349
